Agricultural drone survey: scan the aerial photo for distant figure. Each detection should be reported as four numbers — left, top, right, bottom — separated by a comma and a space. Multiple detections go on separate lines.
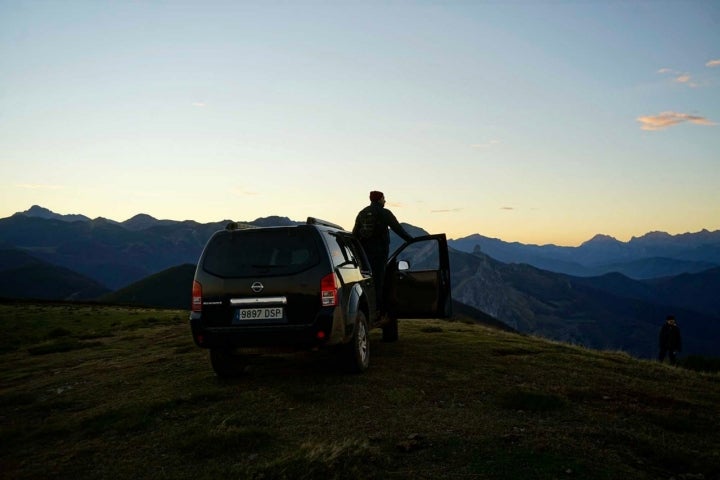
353, 190, 413, 317
658, 315, 682, 364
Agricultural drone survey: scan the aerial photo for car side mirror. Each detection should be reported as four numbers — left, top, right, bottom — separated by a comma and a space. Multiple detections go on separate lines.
398, 260, 410, 271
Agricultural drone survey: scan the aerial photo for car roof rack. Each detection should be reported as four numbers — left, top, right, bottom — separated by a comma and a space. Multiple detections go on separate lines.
306, 217, 344, 230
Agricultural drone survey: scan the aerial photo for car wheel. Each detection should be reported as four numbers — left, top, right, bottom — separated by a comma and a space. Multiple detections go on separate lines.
342, 310, 370, 373
382, 315, 398, 342
209, 348, 248, 378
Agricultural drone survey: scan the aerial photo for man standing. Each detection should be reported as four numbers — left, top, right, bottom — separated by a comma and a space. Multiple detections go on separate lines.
353, 191, 413, 317
658, 315, 682, 364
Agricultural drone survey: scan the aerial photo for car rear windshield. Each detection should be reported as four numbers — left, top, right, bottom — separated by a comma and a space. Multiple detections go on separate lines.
202, 227, 321, 278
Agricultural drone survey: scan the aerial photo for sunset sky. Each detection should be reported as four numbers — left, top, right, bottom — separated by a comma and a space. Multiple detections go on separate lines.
1, 1, 718, 246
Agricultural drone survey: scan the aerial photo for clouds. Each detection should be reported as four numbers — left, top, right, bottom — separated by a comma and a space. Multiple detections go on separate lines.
657, 68, 697, 87
637, 112, 716, 131
431, 208, 463, 214
641, 59, 719, 130
658, 58, 719, 87
673, 74, 694, 86
431, 206, 517, 214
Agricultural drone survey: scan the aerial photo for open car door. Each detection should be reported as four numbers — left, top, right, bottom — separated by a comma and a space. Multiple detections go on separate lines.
385, 234, 452, 319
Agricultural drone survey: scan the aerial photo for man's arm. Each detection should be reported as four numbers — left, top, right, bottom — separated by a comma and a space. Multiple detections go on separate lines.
384, 210, 413, 242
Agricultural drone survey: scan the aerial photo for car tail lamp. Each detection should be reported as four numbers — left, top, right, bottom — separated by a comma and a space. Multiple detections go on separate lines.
192, 281, 202, 312
320, 273, 338, 306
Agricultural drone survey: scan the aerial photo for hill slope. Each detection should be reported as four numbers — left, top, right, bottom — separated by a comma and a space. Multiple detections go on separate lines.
450, 249, 720, 359
646, 267, 720, 318
99, 263, 196, 309
0, 249, 110, 300
1, 303, 718, 480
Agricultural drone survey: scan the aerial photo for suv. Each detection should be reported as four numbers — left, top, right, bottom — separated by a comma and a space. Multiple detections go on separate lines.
190, 217, 451, 376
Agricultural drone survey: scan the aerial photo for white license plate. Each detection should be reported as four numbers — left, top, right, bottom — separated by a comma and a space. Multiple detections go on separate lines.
234, 307, 284, 322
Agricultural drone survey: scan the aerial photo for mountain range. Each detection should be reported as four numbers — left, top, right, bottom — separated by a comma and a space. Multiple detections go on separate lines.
448, 231, 720, 279
2, 205, 719, 359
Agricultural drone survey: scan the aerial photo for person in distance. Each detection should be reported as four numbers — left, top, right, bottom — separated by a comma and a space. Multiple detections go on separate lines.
658, 315, 682, 365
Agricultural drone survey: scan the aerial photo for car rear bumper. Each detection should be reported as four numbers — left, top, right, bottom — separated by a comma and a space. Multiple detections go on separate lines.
190, 310, 340, 351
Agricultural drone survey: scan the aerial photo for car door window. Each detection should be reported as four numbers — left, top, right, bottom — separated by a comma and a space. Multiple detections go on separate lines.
327, 233, 358, 269
395, 240, 439, 271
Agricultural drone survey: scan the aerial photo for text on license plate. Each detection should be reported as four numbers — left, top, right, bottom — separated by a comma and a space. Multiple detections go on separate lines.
234, 307, 284, 322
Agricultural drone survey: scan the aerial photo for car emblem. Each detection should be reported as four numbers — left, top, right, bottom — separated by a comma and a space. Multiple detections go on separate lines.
251, 281, 264, 293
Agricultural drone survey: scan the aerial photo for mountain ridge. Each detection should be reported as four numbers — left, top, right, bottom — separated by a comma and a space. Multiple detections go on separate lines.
13, 205, 719, 251
449, 229, 720, 279
2, 206, 719, 359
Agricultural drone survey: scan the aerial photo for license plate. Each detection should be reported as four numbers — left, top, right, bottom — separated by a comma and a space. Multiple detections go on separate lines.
233, 307, 284, 322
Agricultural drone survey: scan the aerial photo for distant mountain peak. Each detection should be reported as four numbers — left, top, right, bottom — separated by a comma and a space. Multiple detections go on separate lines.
633, 231, 672, 241
17, 205, 91, 223
127, 213, 158, 221
93, 217, 120, 225
122, 213, 169, 231
27, 205, 54, 216
629, 229, 720, 248
582, 234, 620, 246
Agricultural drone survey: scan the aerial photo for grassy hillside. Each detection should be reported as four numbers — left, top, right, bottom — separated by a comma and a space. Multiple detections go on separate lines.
1, 302, 719, 480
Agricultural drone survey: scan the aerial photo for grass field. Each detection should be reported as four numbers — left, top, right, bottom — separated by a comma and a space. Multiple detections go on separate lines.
1, 302, 719, 479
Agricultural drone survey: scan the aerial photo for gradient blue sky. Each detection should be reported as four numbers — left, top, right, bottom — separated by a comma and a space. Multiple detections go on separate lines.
1, 1, 718, 246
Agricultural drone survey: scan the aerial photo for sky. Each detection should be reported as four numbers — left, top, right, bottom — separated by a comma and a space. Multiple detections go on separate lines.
1, 1, 718, 246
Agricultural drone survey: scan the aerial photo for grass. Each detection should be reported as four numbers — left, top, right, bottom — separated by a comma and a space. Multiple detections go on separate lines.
1, 302, 719, 479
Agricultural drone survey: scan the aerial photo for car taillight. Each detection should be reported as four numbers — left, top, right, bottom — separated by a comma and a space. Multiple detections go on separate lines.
192, 281, 202, 312
320, 273, 338, 307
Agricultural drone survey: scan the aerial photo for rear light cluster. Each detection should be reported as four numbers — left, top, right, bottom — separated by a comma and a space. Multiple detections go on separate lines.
320, 273, 338, 306
192, 281, 202, 312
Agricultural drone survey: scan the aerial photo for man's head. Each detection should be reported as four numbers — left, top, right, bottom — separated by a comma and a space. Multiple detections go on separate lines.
666, 315, 676, 325
369, 191, 385, 204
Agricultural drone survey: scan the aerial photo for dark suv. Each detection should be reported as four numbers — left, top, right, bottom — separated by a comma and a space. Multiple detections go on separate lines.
190, 217, 451, 376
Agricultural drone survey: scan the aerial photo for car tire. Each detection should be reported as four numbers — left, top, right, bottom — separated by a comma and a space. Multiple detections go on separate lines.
382, 315, 399, 342
209, 348, 248, 378
342, 310, 370, 373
